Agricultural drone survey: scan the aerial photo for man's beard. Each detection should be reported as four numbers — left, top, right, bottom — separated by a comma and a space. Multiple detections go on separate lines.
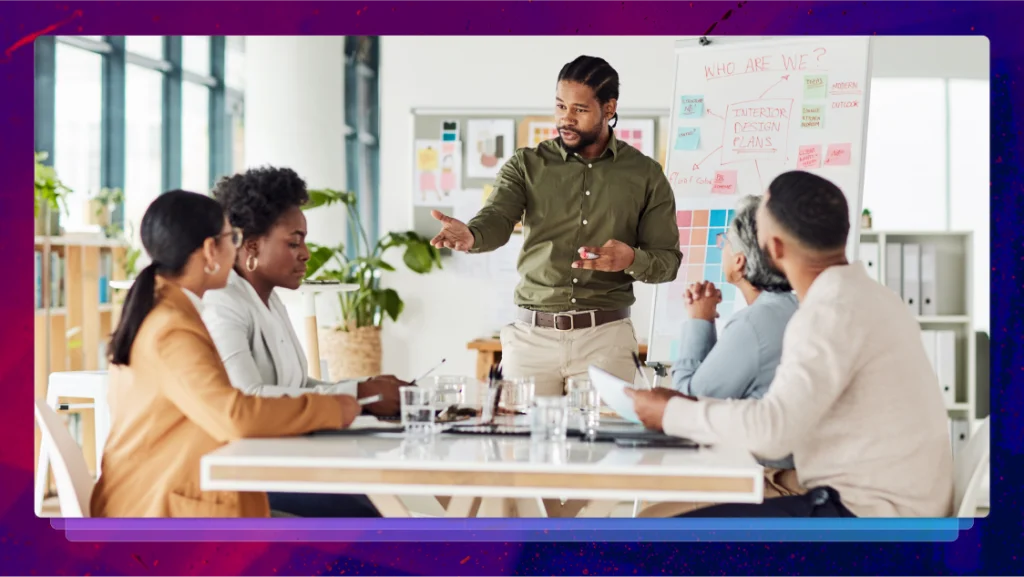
558, 125, 603, 153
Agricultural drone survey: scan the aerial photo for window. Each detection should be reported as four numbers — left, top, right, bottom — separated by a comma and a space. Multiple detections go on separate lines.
38, 35, 243, 243
53, 43, 103, 233
181, 82, 211, 193
948, 79, 990, 330
124, 64, 164, 245
125, 36, 163, 60
862, 79, 948, 231
344, 37, 380, 252
182, 36, 212, 76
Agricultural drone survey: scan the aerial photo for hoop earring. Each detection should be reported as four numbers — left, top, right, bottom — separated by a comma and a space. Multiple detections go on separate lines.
245, 255, 258, 272
204, 262, 221, 275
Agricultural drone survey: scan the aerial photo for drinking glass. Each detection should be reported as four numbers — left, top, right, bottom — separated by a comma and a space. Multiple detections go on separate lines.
530, 396, 569, 442
420, 375, 468, 411
569, 387, 601, 435
501, 377, 536, 413
400, 386, 436, 436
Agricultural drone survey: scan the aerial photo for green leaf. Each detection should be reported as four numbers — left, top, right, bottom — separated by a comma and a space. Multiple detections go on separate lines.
305, 245, 336, 279
380, 288, 404, 322
402, 242, 435, 273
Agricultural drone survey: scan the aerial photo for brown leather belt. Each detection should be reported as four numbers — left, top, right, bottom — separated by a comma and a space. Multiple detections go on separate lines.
517, 307, 630, 331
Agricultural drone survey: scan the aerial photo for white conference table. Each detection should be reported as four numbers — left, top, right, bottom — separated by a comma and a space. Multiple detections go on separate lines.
201, 422, 764, 518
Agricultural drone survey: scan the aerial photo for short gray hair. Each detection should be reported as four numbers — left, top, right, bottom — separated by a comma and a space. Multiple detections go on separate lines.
726, 195, 792, 292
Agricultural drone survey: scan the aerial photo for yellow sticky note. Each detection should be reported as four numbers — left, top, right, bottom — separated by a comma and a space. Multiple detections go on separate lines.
417, 147, 438, 171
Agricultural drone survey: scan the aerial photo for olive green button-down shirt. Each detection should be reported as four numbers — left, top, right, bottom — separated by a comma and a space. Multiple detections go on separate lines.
467, 131, 682, 313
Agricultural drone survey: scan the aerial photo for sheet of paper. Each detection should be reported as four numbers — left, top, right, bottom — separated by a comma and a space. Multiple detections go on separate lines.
800, 104, 824, 129
798, 145, 822, 169
414, 139, 462, 206
824, 143, 852, 166
673, 127, 701, 151
349, 416, 403, 429
679, 95, 705, 119
711, 170, 738, 195
804, 74, 828, 100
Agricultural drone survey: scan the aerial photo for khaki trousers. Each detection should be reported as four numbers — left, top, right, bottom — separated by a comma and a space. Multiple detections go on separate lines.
499, 317, 639, 396
636, 468, 806, 518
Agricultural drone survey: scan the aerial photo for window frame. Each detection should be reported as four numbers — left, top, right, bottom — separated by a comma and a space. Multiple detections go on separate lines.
344, 36, 381, 258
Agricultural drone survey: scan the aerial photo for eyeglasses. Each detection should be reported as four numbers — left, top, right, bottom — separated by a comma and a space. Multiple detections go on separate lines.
215, 227, 243, 248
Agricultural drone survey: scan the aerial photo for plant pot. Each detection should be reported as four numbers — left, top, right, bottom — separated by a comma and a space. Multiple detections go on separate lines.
861, 213, 872, 230
34, 209, 61, 236
320, 325, 382, 380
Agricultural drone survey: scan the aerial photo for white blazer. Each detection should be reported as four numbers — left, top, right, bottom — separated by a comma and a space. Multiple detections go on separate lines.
201, 270, 359, 398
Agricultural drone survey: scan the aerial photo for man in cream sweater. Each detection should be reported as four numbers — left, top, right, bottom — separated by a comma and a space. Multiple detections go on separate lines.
629, 171, 953, 517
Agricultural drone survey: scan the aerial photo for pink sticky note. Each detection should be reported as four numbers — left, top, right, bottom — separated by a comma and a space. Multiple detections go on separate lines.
441, 142, 456, 154
798, 145, 822, 169
824, 143, 852, 166
711, 170, 738, 194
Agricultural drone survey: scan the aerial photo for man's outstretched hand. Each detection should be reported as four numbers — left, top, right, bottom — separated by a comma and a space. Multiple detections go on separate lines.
430, 210, 475, 252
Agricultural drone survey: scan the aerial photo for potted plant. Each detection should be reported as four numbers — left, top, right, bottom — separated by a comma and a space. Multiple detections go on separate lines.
861, 208, 872, 230
87, 187, 124, 238
303, 188, 442, 378
34, 152, 71, 236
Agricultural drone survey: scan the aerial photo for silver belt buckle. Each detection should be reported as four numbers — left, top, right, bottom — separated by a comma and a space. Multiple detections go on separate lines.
553, 313, 575, 332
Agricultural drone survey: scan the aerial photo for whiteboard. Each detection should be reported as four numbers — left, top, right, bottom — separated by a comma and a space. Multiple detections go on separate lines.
647, 36, 873, 364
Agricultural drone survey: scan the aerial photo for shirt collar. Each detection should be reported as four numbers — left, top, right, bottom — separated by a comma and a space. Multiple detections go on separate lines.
555, 127, 620, 162
180, 287, 204, 314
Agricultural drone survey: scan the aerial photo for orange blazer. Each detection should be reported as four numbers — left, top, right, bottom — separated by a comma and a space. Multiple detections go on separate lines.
91, 280, 345, 517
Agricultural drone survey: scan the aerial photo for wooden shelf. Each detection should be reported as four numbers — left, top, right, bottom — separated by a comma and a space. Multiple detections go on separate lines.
34, 235, 127, 248
35, 308, 67, 316
917, 315, 970, 324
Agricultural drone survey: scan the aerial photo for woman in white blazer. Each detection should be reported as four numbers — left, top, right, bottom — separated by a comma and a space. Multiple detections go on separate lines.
203, 166, 406, 517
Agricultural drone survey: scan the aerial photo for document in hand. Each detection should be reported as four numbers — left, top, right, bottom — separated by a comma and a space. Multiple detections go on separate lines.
588, 365, 642, 424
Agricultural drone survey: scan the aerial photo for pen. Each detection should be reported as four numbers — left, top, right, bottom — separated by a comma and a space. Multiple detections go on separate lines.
410, 358, 447, 386
358, 394, 383, 406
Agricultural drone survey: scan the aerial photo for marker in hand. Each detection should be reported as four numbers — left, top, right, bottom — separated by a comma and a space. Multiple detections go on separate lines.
578, 247, 600, 260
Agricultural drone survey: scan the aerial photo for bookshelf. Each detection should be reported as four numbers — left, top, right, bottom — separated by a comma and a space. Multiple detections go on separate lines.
34, 235, 127, 494
858, 230, 982, 440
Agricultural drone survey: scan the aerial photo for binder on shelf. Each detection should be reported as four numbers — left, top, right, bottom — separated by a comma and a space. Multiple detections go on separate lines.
920, 243, 938, 315
858, 242, 881, 283
34, 250, 43, 309
885, 242, 902, 297
902, 244, 921, 316
920, 330, 938, 375
936, 330, 957, 407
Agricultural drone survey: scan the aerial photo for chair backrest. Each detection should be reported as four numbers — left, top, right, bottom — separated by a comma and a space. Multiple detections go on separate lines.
954, 416, 990, 517
34, 399, 94, 517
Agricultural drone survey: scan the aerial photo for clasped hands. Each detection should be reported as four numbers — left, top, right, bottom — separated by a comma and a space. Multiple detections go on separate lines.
684, 281, 723, 322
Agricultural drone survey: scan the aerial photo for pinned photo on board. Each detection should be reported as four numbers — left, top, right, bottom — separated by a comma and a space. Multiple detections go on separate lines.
466, 119, 515, 179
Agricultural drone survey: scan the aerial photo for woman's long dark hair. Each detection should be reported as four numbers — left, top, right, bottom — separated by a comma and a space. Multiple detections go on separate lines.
108, 190, 225, 365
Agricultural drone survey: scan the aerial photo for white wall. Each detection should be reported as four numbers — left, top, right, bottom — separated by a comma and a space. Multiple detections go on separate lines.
374, 35, 990, 380
244, 36, 348, 351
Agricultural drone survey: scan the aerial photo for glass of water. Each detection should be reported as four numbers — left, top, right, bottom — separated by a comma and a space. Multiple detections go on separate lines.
400, 386, 436, 436
568, 386, 601, 435
420, 375, 468, 411
530, 396, 569, 442
501, 377, 536, 413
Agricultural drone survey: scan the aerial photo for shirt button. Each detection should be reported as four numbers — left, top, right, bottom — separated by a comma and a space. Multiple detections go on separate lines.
587, 164, 593, 168
585, 190, 591, 196
583, 220, 588, 225
571, 298, 577, 303
626, 271, 633, 275
573, 278, 579, 284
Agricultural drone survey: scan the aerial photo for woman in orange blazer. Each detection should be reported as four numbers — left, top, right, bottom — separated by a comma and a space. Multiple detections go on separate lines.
91, 190, 359, 518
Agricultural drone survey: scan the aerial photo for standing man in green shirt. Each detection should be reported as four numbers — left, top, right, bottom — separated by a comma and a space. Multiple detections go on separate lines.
430, 56, 682, 396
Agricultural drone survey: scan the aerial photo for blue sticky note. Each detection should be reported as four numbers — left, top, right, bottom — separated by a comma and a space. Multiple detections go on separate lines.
679, 95, 705, 119
708, 227, 726, 246
674, 127, 701, 151
710, 209, 728, 227
704, 265, 722, 283
706, 247, 723, 265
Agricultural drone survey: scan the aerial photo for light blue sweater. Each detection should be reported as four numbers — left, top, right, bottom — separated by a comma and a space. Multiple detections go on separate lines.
670, 290, 799, 470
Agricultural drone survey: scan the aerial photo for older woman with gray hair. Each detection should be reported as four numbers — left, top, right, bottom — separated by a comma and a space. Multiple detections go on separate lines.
637, 195, 802, 518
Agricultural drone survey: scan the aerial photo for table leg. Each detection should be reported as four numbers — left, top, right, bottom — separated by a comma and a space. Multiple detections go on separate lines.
304, 292, 321, 380
514, 498, 547, 518
444, 496, 481, 518
477, 497, 515, 517
367, 494, 412, 517
575, 500, 620, 518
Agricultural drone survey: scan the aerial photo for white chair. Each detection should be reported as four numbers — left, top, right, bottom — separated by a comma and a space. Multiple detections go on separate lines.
34, 399, 94, 517
34, 371, 110, 515
954, 416, 990, 517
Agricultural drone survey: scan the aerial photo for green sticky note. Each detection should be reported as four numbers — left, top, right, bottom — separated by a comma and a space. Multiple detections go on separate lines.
801, 104, 825, 129
804, 74, 828, 100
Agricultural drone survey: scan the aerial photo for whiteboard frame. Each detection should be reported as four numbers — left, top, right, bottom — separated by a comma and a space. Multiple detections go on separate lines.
647, 35, 874, 365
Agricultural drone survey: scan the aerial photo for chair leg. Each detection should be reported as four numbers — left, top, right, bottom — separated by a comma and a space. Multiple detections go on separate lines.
34, 390, 61, 515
